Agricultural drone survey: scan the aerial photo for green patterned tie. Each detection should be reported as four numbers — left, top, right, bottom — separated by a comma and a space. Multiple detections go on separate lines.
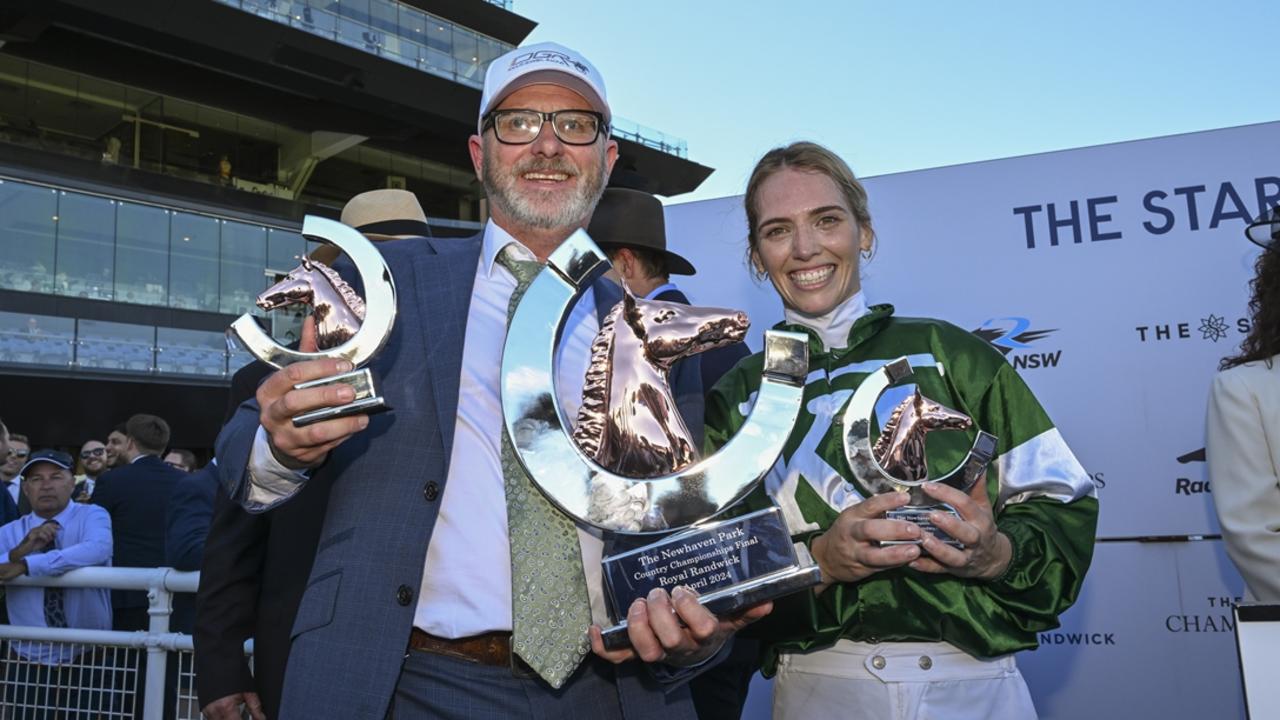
497, 244, 592, 688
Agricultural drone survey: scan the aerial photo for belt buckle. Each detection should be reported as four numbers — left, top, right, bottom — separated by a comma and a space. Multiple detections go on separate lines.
508, 643, 538, 680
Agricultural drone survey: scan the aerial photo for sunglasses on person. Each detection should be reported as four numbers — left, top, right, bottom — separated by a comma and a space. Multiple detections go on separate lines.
481, 109, 607, 146
7, 448, 28, 458
80, 448, 106, 459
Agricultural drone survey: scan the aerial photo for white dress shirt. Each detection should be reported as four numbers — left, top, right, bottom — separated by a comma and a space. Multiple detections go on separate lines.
248, 220, 612, 636
415, 220, 606, 637
4, 478, 18, 505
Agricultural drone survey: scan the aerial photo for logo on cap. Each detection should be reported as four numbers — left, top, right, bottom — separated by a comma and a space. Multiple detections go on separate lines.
509, 50, 589, 75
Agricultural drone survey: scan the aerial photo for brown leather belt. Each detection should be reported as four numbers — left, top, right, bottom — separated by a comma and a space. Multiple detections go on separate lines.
408, 628, 535, 678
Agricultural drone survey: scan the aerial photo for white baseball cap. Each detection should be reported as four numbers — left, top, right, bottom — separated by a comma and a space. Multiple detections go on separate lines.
478, 41, 610, 133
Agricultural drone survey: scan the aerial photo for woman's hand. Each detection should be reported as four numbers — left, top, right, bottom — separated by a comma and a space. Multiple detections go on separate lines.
810, 492, 923, 591
909, 479, 1012, 580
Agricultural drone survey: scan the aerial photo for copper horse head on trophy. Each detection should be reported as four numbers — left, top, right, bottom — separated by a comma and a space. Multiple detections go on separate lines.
573, 290, 749, 479
257, 257, 367, 351
872, 388, 973, 482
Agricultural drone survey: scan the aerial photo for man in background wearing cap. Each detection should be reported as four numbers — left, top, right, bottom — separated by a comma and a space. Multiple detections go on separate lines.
197, 188, 434, 720
216, 41, 762, 719
589, 188, 751, 400
0, 448, 112, 709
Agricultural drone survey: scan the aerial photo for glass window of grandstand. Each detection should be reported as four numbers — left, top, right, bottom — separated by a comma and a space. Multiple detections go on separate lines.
170, 212, 220, 312
477, 37, 504, 72
157, 327, 227, 377
115, 202, 170, 306
423, 18, 454, 75
77, 319, 155, 372
333, 0, 376, 53
398, 6, 430, 66
0, 311, 74, 368
452, 29, 480, 84
54, 191, 116, 301
288, 0, 335, 35
0, 180, 58, 294
221, 220, 268, 316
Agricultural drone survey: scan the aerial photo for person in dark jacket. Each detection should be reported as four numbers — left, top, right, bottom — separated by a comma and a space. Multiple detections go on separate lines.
589, 187, 752, 397
195, 189, 435, 720
91, 413, 186, 719
588, 188, 757, 720
91, 414, 185, 631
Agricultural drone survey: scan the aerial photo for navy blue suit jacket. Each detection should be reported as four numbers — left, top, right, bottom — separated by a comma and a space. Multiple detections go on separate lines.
217, 233, 710, 719
0, 482, 18, 527
93, 455, 185, 610
653, 287, 751, 393
165, 464, 218, 572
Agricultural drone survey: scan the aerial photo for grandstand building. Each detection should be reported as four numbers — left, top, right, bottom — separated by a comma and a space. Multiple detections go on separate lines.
0, 0, 712, 451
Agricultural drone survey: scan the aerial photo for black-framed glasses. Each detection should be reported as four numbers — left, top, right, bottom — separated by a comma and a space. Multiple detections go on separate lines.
482, 109, 607, 146
1246, 205, 1280, 248
80, 448, 105, 459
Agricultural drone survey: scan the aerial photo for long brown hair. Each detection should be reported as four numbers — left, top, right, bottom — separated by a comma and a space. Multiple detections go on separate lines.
1221, 240, 1280, 370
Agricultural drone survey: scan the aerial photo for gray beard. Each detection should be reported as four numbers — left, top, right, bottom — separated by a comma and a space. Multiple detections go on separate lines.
482, 142, 607, 231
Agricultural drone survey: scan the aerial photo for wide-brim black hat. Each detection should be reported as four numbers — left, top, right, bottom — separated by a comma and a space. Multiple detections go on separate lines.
1246, 204, 1279, 248
588, 188, 696, 275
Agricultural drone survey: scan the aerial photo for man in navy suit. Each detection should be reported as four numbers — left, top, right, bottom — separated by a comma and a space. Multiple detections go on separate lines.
0, 419, 18, 527
165, 458, 217, 636
216, 41, 766, 720
197, 190, 437, 720
92, 413, 185, 631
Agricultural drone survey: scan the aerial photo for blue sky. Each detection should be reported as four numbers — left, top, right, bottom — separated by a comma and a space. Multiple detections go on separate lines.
519, 0, 1280, 202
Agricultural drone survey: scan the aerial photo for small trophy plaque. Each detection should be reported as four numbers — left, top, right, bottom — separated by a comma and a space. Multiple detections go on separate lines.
501, 230, 820, 651
840, 357, 997, 548
228, 215, 397, 427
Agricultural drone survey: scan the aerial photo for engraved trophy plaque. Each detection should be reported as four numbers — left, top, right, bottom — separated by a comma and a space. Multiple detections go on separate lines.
228, 215, 396, 427
501, 230, 821, 650
840, 357, 998, 548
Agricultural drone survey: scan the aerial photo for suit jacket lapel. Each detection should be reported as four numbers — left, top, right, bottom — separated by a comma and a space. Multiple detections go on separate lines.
411, 235, 481, 456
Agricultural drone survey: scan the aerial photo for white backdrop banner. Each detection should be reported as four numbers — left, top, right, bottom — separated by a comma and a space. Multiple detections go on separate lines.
666, 120, 1278, 539
664, 121, 1276, 720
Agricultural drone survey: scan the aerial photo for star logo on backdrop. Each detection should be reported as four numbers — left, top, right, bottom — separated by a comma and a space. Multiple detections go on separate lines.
1198, 315, 1229, 342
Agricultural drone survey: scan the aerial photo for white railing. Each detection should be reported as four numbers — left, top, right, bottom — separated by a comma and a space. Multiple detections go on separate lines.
0, 567, 249, 720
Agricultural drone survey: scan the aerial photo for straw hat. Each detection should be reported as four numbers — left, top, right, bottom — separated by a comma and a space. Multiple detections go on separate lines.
310, 189, 431, 264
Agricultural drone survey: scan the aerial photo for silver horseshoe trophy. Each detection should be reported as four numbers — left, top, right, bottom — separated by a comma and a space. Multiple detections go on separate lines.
501, 230, 821, 650
840, 357, 998, 548
228, 215, 397, 427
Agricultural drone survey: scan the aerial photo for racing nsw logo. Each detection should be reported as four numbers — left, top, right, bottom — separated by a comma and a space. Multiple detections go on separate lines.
509, 50, 590, 75
972, 317, 1061, 370
1175, 448, 1209, 495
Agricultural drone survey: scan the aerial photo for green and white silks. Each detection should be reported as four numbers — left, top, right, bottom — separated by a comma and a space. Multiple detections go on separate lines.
706, 304, 1099, 674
